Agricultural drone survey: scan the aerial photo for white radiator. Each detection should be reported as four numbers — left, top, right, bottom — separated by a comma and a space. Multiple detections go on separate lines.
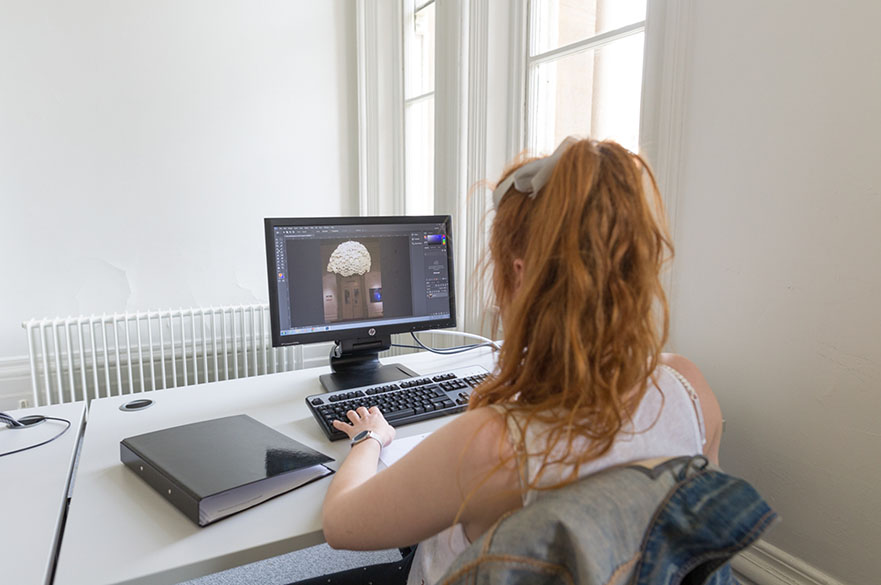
21, 305, 303, 407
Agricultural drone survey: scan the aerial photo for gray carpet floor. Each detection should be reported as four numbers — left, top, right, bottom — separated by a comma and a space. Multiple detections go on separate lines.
175, 545, 402, 585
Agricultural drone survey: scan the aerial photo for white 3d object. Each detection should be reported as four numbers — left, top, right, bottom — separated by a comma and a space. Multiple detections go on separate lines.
327, 241, 372, 276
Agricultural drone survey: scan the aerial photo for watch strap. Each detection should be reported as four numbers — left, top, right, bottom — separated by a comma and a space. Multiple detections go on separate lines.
351, 430, 384, 450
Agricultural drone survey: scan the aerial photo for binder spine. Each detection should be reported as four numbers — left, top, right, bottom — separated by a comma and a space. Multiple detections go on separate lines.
120, 442, 202, 525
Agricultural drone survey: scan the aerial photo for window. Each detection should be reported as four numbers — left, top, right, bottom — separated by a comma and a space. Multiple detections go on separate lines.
359, 1, 685, 336
403, 0, 436, 215
526, 0, 646, 154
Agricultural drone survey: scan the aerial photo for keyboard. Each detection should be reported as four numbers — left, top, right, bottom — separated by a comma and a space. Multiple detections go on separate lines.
305, 365, 490, 441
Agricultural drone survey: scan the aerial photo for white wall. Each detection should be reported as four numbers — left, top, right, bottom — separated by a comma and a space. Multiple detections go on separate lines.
670, 2, 881, 583
0, 0, 358, 406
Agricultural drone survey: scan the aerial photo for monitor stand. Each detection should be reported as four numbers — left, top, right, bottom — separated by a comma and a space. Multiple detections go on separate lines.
318, 335, 418, 393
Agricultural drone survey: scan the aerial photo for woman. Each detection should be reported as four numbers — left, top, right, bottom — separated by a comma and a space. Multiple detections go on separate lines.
299, 137, 723, 585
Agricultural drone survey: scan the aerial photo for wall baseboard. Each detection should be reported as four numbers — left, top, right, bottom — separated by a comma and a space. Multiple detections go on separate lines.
731, 540, 849, 585
0, 355, 35, 410
0, 354, 31, 377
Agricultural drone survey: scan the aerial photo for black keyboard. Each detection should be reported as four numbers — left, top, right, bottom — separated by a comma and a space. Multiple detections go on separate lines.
305, 365, 490, 441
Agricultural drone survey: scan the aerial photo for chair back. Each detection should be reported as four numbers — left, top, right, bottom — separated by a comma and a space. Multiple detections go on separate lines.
438, 456, 776, 585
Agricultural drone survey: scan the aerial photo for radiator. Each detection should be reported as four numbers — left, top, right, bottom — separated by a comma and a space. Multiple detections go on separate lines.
21, 305, 303, 407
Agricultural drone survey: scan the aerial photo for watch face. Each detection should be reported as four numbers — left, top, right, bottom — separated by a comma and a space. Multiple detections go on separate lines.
353, 430, 369, 442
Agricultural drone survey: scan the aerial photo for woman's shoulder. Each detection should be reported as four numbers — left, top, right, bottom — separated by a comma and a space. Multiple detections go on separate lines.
658, 353, 717, 411
452, 405, 514, 454
659, 353, 723, 463
659, 354, 709, 393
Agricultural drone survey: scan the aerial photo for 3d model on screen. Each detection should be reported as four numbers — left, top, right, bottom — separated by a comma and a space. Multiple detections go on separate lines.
326, 241, 372, 277
322, 240, 383, 322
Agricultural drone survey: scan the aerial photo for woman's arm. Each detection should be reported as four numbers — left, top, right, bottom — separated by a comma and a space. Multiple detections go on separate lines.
660, 353, 723, 465
321, 406, 521, 550
321, 406, 394, 526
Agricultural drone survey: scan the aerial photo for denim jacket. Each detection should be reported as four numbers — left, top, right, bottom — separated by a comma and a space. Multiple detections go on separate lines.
437, 456, 777, 585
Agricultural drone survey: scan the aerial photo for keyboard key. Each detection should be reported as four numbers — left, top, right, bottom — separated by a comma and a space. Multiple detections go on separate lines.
383, 408, 416, 422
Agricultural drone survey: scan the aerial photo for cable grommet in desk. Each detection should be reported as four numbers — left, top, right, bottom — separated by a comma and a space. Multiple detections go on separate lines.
120, 399, 154, 412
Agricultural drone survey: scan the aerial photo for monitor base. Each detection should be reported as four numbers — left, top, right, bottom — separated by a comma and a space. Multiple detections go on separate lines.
319, 363, 419, 394
319, 336, 419, 393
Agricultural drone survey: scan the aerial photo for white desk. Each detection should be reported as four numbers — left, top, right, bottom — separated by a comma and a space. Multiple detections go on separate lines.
53, 348, 495, 585
0, 402, 86, 585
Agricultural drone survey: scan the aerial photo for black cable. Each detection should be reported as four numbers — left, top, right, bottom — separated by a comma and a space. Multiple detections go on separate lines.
410, 335, 480, 353
392, 342, 483, 355
0, 416, 72, 458
1, 410, 29, 423
392, 343, 472, 352
396, 332, 495, 355
0, 411, 23, 427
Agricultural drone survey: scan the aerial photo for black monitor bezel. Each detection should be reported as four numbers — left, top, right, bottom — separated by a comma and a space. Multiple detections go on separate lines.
264, 215, 457, 348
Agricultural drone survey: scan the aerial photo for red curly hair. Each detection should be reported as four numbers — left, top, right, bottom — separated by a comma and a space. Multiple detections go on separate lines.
471, 138, 673, 490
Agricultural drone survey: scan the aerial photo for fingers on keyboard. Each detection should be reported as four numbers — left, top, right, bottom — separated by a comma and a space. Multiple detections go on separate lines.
309, 370, 489, 439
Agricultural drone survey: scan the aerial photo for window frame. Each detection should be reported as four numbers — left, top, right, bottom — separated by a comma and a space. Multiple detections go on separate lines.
402, 0, 438, 216
523, 2, 647, 156
356, 0, 694, 334
507, 1, 694, 199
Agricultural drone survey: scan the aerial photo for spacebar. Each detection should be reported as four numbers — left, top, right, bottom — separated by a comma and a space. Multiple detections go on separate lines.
382, 408, 416, 422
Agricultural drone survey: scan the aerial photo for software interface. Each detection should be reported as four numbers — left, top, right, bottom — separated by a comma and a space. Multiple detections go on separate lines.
271, 221, 452, 338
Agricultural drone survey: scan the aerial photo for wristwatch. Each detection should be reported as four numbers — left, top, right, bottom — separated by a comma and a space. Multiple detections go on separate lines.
350, 430, 384, 450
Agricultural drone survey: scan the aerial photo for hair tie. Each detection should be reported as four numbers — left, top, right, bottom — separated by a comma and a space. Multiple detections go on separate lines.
491, 136, 579, 207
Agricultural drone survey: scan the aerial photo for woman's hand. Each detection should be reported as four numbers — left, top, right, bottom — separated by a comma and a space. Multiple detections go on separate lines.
332, 406, 396, 447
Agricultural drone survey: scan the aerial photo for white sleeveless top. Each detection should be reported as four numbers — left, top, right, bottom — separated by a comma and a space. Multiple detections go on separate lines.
406, 365, 706, 585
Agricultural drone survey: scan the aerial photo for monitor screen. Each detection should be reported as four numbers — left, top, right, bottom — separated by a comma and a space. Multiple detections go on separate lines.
265, 216, 456, 347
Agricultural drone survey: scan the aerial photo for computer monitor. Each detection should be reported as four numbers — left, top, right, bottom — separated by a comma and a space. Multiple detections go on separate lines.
265, 215, 456, 392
